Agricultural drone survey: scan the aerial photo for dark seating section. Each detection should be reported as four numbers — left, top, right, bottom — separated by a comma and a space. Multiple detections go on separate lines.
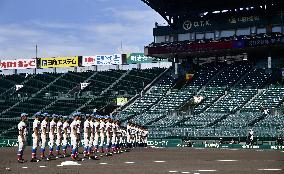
0, 74, 28, 96
0, 67, 167, 139
118, 70, 176, 121
121, 62, 284, 139
207, 62, 252, 87
0, 62, 283, 139
12, 73, 62, 97
43, 98, 89, 116
81, 70, 125, 96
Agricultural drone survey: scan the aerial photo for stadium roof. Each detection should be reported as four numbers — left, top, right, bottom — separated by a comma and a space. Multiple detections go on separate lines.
142, 0, 284, 24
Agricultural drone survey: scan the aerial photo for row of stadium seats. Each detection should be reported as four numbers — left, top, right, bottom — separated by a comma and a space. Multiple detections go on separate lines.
0, 67, 168, 138
149, 32, 283, 47
0, 68, 166, 119
206, 88, 258, 113
242, 87, 284, 112
128, 62, 283, 138
118, 70, 176, 121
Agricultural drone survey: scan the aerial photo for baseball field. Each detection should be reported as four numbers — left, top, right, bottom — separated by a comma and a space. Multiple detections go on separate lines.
0, 147, 283, 174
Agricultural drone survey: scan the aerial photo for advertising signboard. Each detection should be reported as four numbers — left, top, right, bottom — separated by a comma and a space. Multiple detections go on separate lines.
0, 59, 37, 70
126, 53, 167, 64
39, 57, 78, 68
82, 54, 122, 66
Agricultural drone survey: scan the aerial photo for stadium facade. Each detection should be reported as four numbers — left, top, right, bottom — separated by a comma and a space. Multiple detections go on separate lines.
0, 0, 283, 147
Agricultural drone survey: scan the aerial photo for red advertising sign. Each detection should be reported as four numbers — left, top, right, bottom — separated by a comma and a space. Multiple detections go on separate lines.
82, 56, 96, 66
0, 59, 37, 70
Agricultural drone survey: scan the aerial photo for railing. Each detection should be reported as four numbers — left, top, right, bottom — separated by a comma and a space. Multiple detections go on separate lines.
148, 127, 284, 139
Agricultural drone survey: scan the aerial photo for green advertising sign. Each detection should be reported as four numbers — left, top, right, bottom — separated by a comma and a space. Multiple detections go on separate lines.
0, 139, 18, 147
126, 53, 168, 64
147, 139, 182, 147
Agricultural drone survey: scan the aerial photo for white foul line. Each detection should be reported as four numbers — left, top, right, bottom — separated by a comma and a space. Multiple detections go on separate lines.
100, 163, 108, 165
197, 170, 217, 172
22, 167, 28, 169
154, 161, 166, 163
169, 171, 178, 173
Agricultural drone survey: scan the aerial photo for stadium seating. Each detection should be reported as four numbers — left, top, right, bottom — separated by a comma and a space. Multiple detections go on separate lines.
235, 68, 270, 88
242, 87, 284, 112
118, 70, 176, 121
0, 62, 283, 140
206, 88, 258, 113
194, 87, 225, 114
253, 114, 284, 137
0, 74, 28, 96
207, 62, 252, 87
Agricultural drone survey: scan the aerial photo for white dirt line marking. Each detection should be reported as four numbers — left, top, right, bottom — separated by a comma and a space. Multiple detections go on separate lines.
39, 166, 46, 168
169, 171, 178, 173
197, 170, 217, 172
181, 172, 190, 173
217, 160, 238, 162
154, 161, 166, 163
125, 162, 135, 164
100, 163, 108, 165
258, 169, 282, 171
22, 167, 28, 169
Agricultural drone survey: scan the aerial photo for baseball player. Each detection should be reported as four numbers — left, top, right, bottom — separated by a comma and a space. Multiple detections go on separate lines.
99, 117, 106, 153
70, 113, 82, 160
93, 117, 100, 153
137, 126, 142, 147
17, 113, 28, 163
56, 115, 63, 158
48, 114, 57, 158
126, 123, 131, 148
88, 114, 94, 156
31, 112, 41, 162
141, 127, 148, 147
83, 114, 91, 158
247, 129, 254, 146
111, 120, 118, 153
76, 113, 82, 157
105, 118, 112, 153
115, 122, 123, 152
131, 124, 137, 148
121, 127, 127, 150
40, 113, 49, 159
62, 116, 70, 157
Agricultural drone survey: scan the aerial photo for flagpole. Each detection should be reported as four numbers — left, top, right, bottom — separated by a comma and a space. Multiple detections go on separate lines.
36, 45, 38, 58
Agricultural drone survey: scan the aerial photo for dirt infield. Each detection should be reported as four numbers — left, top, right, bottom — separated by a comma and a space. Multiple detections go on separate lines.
0, 147, 283, 174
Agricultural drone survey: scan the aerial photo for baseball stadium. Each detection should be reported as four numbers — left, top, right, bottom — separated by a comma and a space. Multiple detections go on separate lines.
0, 0, 284, 174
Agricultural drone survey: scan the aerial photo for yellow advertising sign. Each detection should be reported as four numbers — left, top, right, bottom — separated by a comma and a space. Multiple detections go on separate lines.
117, 97, 128, 106
40, 57, 79, 68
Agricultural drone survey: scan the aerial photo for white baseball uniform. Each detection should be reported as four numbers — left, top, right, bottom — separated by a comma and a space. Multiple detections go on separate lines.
93, 120, 100, 149
18, 121, 27, 153
99, 121, 105, 147
40, 120, 48, 149
48, 120, 56, 148
32, 119, 40, 149
56, 120, 63, 147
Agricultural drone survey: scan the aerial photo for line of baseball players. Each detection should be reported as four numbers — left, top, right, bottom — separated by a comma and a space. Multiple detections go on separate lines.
17, 112, 148, 163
